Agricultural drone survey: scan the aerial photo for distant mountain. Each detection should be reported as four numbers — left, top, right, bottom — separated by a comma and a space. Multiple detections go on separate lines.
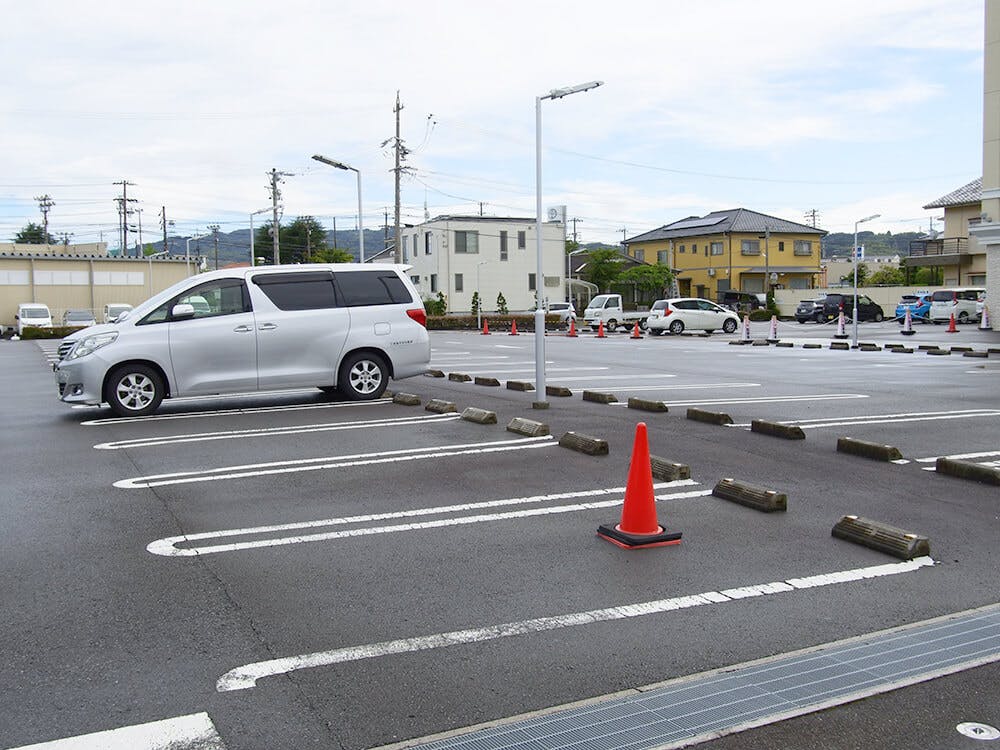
822, 231, 924, 258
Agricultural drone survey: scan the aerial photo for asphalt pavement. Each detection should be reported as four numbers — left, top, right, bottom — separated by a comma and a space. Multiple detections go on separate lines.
2, 320, 999, 750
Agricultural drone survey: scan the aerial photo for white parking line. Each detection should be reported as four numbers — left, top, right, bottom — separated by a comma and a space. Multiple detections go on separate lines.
216, 557, 935, 692
95, 413, 461, 450
914, 450, 1000, 463
5, 712, 226, 749
611, 393, 869, 407
730, 409, 1000, 429
147, 481, 705, 557
114, 436, 557, 489
81, 398, 392, 426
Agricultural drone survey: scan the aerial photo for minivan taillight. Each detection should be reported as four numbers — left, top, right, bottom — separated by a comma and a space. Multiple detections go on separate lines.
406, 308, 427, 327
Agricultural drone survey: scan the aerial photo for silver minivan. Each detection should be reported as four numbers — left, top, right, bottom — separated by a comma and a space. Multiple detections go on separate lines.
55, 264, 431, 416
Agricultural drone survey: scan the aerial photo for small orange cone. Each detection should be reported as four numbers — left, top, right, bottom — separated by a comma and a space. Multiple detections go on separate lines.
946, 313, 958, 333
509, 319, 519, 336
630, 321, 642, 339
596, 320, 606, 338
481, 319, 490, 335
567, 318, 578, 337
597, 423, 682, 549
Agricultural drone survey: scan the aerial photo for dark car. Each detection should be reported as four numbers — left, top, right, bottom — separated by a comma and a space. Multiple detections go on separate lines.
795, 296, 828, 323
819, 293, 885, 323
719, 291, 765, 313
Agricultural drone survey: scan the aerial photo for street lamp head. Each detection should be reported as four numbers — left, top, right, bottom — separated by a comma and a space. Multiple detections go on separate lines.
544, 80, 604, 100
858, 213, 881, 224
312, 154, 353, 171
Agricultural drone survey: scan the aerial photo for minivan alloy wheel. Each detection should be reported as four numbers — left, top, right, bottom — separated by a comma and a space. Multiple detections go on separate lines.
339, 352, 388, 400
107, 364, 164, 417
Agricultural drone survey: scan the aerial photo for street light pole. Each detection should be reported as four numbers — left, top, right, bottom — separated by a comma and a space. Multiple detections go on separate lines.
852, 213, 880, 347
477, 261, 490, 330
312, 154, 365, 263
185, 232, 203, 276
249, 208, 271, 266
534, 80, 603, 409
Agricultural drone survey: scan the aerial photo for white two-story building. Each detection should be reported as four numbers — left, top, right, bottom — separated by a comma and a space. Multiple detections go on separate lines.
399, 215, 567, 314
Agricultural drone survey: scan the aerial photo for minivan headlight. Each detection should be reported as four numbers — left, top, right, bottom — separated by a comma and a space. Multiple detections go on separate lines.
67, 331, 118, 360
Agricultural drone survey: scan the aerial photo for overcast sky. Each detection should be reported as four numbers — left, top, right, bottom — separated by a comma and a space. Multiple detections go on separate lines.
0, 0, 986, 249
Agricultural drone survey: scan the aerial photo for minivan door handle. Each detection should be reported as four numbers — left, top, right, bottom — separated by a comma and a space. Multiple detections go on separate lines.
233, 324, 253, 333
258, 323, 278, 331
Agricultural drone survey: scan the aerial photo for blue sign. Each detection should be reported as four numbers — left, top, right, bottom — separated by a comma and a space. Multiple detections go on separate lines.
854, 245, 865, 260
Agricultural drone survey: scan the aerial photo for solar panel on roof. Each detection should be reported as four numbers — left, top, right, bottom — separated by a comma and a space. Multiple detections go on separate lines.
668, 216, 727, 230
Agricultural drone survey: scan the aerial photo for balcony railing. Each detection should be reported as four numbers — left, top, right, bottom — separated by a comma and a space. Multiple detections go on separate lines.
908, 237, 968, 256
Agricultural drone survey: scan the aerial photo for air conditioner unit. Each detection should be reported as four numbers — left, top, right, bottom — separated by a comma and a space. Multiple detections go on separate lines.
707, 268, 716, 277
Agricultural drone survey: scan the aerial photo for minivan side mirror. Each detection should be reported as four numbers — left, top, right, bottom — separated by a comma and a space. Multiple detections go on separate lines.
171, 303, 196, 319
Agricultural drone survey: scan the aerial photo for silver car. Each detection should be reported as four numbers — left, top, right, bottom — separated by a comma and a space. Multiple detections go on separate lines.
55, 264, 431, 416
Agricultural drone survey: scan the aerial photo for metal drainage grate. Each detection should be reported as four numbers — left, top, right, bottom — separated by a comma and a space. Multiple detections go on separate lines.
397, 605, 1000, 750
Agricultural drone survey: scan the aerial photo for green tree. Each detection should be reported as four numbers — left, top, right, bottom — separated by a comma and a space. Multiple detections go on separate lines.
865, 266, 905, 286
312, 247, 354, 263
840, 262, 869, 286
584, 249, 625, 291
254, 216, 330, 264
424, 292, 447, 316
615, 264, 674, 300
15, 222, 55, 244
470, 291, 481, 316
496, 292, 508, 315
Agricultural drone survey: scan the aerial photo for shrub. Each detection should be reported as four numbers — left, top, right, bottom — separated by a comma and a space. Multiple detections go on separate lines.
425, 314, 559, 331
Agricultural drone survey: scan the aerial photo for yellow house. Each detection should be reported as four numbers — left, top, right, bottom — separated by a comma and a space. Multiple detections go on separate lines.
623, 208, 825, 300
906, 178, 987, 287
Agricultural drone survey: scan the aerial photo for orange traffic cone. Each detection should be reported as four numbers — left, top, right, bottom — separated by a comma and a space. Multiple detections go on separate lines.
481, 319, 490, 335
946, 313, 958, 333
597, 423, 682, 549
630, 321, 643, 339
567, 318, 578, 337
509, 319, 519, 336
596, 320, 606, 338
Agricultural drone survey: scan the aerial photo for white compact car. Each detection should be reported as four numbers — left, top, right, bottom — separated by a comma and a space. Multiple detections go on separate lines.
646, 297, 741, 335
55, 264, 431, 416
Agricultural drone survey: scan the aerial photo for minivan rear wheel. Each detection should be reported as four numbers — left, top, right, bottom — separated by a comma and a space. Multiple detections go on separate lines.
106, 364, 164, 417
338, 352, 388, 400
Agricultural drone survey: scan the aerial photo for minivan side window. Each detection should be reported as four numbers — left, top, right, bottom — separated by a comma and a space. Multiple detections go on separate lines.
336, 270, 413, 307
139, 278, 250, 325
252, 271, 339, 310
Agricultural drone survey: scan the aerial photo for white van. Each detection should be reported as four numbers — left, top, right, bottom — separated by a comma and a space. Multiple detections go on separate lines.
15, 303, 53, 335
103, 303, 133, 323
929, 287, 985, 324
54, 264, 431, 416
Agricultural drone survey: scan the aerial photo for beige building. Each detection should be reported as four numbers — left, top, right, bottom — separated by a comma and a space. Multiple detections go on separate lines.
1, 246, 197, 330
905, 178, 988, 287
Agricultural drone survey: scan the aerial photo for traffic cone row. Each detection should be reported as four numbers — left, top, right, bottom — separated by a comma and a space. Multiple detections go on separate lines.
741, 315, 751, 343
597, 422, 682, 549
981, 305, 992, 331
766, 315, 779, 343
834, 310, 848, 339
900, 306, 915, 336
630, 321, 643, 339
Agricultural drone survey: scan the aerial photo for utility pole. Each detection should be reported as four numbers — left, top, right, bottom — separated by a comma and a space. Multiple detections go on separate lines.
113, 181, 136, 256
804, 209, 820, 228
268, 168, 292, 264
58, 232, 73, 247
35, 194, 55, 247
570, 217, 580, 244
208, 224, 220, 269
332, 216, 338, 252
306, 224, 312, 262
393, 92, 403, 263
160, 206, 169, 254
384, 208, 390, 252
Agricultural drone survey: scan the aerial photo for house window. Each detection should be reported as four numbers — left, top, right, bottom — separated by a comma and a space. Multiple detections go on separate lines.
691, 244, 697, 254
710, 242, 723, 256
410, 275, 420, 286
455, 230, 479, 254
634, 249, 645, 262
424, 232, 432, 255
657, 250, 668, 264
794, 240, 812, 256
528, 273, 536, 291
517, 231, 526, 249
430, 274, 438, 293
455, 273, 463, 292
778, 241, 785, 253
500, 231, 508, 261
679, 245, 686, 254
741, 240, 760, 255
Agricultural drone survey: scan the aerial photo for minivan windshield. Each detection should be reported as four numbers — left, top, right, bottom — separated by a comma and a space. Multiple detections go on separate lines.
22, 308, 48, 318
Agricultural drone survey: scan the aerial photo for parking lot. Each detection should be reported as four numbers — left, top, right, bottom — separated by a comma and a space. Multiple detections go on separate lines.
3, 321, 1000, 750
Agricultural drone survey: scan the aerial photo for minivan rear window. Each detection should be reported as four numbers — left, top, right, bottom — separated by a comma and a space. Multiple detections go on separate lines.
252, 271, 340, 310
336, 270, 413, 307
931, 291, 954, 302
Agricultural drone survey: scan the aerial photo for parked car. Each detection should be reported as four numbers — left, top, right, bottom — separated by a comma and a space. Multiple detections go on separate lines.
15, 302, 53, 335
103, 303, 133, 323
646, 297, 740, 335
62, 309, 98, 329
794, 297, 828, 323
929, 287, 985, 324
720, 291, 766, 313
895, 294, 932, 324
547, 301, 576, 325
818, 293, 884, 323
54, 264, 431, 416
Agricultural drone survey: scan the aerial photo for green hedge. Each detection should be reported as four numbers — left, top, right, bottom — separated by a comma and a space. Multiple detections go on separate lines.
16, 326, 81, 339
426, 314, 560, 331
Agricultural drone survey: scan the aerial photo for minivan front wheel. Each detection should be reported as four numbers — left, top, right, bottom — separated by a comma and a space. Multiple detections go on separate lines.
106, 364, 164, 417
338, 352, 388, 400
